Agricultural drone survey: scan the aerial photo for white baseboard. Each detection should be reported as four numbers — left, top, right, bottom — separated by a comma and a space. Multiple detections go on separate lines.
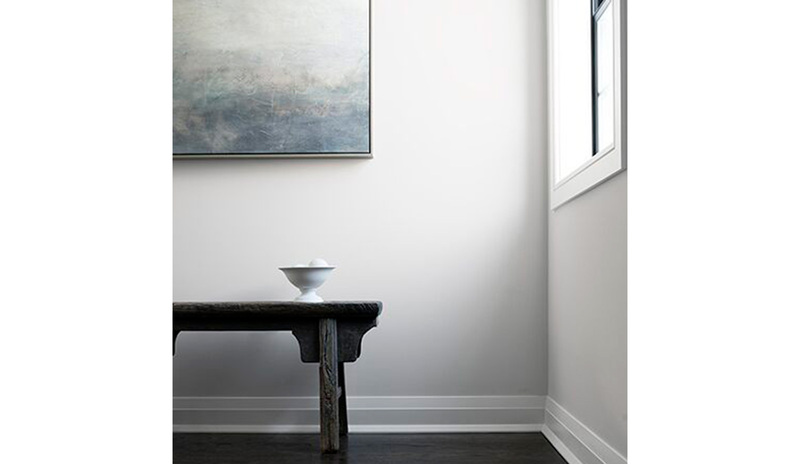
542, 423, 583, 464
174, 395, 545, 433
542, 397, 626, 464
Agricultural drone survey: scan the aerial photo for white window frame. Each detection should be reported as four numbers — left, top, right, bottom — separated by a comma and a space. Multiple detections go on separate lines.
548, 0, 627, 210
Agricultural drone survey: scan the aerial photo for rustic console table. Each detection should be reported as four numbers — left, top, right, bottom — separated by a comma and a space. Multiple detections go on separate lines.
173, 301, 382, 453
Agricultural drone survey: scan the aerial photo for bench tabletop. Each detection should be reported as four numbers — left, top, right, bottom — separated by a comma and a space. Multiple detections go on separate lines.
172, 301, 383, 362
173, 301, 382, 320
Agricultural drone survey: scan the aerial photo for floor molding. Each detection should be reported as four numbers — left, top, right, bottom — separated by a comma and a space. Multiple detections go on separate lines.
542, 424, 583, 464
173, 424, 544, 434
174, 395, 545, 433
542, 397, 626, 464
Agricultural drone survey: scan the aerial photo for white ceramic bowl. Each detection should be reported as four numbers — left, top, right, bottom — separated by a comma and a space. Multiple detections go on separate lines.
279, 266, 336, 302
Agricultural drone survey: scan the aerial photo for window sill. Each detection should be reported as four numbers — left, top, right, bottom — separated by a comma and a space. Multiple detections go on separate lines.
550, 145, 625, 210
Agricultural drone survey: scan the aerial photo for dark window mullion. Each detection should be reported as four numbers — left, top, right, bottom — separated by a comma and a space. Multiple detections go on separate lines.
591, 0, 599, 155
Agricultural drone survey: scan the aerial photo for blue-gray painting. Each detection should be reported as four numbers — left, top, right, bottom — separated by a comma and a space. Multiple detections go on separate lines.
173, 0, 370, 156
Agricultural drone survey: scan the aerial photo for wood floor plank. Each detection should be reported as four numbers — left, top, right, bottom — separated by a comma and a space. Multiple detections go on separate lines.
173, 433, 569, 464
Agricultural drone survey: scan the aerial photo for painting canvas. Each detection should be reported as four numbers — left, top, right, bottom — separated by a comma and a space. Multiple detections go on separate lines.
173, 0, 370, 157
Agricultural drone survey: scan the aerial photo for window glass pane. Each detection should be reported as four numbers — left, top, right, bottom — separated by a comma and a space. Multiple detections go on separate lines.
595, 3, 614, 153
553, 0, 594, 183
597, 90, 614, 152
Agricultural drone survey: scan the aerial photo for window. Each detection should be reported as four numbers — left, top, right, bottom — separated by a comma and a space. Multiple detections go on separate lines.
548, 0, 626, 209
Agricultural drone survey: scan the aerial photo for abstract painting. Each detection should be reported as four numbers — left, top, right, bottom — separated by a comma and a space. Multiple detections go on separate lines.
173, 0, 370, 157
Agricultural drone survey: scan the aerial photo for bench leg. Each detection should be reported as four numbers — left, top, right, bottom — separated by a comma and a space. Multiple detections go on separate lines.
319, 319, 339, 453
173, 331, 180, 356
338, 362, 348, 435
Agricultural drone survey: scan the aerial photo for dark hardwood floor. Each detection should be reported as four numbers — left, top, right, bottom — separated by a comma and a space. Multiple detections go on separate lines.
173, 432, 568, 464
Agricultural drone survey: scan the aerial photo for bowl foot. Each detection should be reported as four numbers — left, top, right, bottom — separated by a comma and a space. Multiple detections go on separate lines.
295, 289, 323, 303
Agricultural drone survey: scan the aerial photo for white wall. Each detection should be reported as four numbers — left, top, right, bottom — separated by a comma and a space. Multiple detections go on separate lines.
547, 172, 627, 459
173, 0, 549, 428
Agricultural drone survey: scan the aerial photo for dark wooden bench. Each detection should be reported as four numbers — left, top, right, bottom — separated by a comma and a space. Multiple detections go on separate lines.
173, 301, 382, 453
